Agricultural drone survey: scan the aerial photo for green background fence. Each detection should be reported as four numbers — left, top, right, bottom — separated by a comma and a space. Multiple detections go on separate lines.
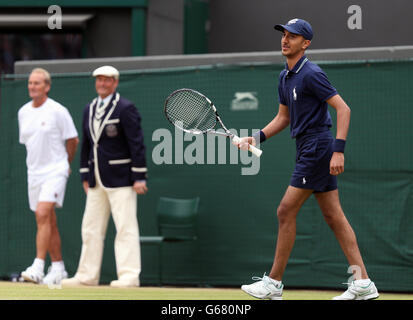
0, 60, 412, 291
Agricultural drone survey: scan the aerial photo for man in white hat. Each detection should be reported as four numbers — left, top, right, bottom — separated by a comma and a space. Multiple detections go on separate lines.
62, 65, 148, 287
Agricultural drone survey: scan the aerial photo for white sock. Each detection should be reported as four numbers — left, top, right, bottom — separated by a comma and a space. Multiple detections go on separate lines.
354, 278, 371, 286
32, 258, 45, 272
51, 260, 65, 271
268, 277, 282, 286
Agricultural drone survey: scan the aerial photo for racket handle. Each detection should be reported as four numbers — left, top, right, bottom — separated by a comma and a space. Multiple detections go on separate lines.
232, 135, 263, 158
249, 144, 263, 157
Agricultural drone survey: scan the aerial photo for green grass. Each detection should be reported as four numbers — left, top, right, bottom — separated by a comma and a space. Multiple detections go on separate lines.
0, 281, 412, 300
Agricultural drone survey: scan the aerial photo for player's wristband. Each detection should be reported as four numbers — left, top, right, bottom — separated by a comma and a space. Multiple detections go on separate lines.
252, 130, 266, 144
332, 139, 346, 153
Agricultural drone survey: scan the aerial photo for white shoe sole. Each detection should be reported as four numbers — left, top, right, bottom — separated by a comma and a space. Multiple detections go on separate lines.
21, 272, 42, 284
43, 277, 68, 285
241, 287, 283, 300
333, 291, 380, 300
355, 292, 379, 300
61, 278, 97, 286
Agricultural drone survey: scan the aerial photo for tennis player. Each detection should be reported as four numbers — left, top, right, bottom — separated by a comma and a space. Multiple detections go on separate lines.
18, 68, 79, 285
235, 19, 379, 300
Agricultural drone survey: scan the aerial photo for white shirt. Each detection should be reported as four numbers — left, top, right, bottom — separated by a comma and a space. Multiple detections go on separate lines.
18, 97, 78, 177
93, 94, 113, 137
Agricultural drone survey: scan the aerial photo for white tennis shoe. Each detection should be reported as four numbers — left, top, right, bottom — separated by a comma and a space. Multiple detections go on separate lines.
43, 267, 68, 285
241, 274, 283, 300
333, 280, 379, 300
21, 266, 44, 284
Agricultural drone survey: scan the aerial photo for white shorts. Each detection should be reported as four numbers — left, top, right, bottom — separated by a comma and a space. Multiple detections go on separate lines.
28, 174, 68, 212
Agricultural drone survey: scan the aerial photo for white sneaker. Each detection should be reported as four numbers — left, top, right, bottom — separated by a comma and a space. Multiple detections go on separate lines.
61, 277, 96, 286
110, 279, 139, 288
333, 281, 379, 300
21, 266, 44, 284
241, 274, 283, 300
42, 267, 68, 285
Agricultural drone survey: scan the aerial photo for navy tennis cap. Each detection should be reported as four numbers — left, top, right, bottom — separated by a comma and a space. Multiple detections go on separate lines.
274, 18, 313, 40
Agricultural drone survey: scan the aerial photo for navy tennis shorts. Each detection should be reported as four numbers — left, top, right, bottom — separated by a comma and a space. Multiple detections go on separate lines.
290, 130, 337, 193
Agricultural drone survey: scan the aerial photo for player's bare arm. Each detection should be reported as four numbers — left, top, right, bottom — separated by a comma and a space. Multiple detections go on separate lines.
326, 94, 351, 176
66, 137, 79, 164
261, 103, 290, 140
235, 104, 290, 150
82, 180, 89, 194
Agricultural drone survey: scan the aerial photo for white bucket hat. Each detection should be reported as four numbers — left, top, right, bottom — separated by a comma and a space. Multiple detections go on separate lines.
92, 65, 119, 79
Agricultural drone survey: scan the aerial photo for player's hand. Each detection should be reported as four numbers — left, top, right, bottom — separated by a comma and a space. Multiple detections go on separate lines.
82, 181, 89, 194
133, 181, 148, 195
330, 152, 344, 175
232, 136, 255, 151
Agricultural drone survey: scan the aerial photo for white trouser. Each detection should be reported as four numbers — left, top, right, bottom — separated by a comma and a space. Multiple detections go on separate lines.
74, 179, 141, 285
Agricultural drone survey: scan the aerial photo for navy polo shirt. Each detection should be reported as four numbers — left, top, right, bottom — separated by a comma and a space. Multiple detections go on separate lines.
278, 55, 338, 138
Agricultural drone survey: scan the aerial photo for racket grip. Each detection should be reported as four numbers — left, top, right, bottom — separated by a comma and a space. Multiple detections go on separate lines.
232, 135, 263, 157
248, 144, 263, 157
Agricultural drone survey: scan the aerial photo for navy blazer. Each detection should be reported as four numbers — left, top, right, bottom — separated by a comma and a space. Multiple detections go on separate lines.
80, 92, 147, 188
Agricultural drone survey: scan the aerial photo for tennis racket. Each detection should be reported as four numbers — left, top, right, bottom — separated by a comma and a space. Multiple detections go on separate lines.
164, 88, 262, 157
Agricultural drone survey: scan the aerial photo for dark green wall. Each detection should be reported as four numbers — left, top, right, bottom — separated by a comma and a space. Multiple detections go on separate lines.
184, 0, 209, 54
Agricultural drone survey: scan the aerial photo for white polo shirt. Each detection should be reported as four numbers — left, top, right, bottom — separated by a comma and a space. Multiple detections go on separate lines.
18, 97, 78, 177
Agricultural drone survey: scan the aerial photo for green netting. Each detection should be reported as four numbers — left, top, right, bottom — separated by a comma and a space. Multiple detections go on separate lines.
0, 60, 412, 291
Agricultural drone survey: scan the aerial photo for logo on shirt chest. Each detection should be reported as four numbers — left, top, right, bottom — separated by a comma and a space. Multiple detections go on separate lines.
105, 124, 118, 137
39, 119, 51, 131
293, 86, 297, 101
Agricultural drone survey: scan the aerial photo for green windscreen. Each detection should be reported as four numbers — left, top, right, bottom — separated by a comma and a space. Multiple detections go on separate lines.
0, 60, 412, 292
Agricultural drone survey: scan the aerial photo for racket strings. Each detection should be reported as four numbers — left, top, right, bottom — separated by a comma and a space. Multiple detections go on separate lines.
165, 90, 217, 132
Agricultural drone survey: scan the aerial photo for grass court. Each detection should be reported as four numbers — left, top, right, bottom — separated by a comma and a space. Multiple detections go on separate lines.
0, 281, 412, 300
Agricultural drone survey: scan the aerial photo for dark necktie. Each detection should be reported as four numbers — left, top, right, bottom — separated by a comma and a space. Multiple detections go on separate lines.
95, 100, 105, 121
